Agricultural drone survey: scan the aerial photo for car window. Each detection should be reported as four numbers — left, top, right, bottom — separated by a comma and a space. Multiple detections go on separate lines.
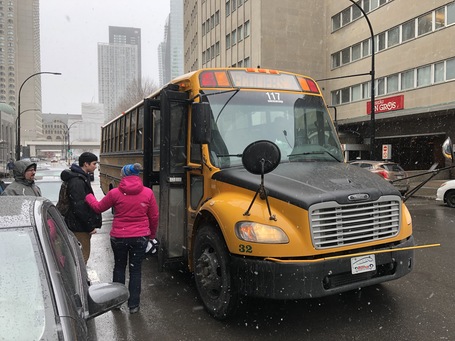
45, 208, 85, 311
0, 228, 58, 339
383, 163, 403, 172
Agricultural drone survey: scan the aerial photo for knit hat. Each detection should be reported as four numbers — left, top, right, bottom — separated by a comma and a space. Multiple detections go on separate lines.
121, 163, 142, 177
78, 152, 98, 166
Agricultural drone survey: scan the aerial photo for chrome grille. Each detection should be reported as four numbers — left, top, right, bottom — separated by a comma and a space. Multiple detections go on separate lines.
310, 195, 401, 249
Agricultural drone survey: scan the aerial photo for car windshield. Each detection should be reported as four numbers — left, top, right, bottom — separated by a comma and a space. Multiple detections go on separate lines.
204, 90, 343, 168
0, 228, 57, 339
382, 163, 405, 172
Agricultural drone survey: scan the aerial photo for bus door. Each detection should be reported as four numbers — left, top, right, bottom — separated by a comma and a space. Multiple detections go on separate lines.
157, 87, 189, 268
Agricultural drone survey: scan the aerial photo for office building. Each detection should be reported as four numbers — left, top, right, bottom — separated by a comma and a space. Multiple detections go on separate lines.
98, 26, 141, 121
183, 0, 455, 171
159, 0, 184, 86
0, 0, 42, 160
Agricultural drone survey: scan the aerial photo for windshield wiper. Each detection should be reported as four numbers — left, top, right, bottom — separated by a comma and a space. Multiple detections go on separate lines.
214, 88, 240, 123
288, 150, 342, 162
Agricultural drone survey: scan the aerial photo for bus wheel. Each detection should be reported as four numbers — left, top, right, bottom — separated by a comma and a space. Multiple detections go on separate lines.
193, 224, 238, 320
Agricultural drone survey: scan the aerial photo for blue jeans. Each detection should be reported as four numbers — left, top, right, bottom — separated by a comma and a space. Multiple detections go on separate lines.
110, 236, 148, 308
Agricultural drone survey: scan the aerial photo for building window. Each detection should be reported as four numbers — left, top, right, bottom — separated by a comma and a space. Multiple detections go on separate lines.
244, 20, 250, 37
332, 52, 340, 68
435, 7, 445, 29
341, 7, 350, 26
238, 25, 243, 42
377, 32, 386, 52
341, 88, 350, 104
447, 58, 455, 80
448, 2, 455, 25
226, 34, 230, 49
401, 69, 414, 90
362, 82, 370, 99
417, 12, 432, 36
417, 65, 431, 87
434, 61, 445, 83
231, 29, 236, 45
226, 0, 230, 16
244, 57, 250, 67
377, 77, 385, 96
351, 84, 361, 101
362, 38, 370, 57
215, 41, 220, 56
387, 26, 399, 47
402, 20, 415, 42
387, 74, 399, 93
341, 47, 350, 65
332, 13, 341, 31
351, 43, 361, 61
215, 10, 220, 26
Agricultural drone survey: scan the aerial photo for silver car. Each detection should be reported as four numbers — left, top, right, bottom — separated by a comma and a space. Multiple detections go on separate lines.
350, 160, 410, 195
0, 196, 128, 340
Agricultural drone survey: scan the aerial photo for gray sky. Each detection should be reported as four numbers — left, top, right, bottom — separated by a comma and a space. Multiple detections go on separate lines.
39, 0, 170, 114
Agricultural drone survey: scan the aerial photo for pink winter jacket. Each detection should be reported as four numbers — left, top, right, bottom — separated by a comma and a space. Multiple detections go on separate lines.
85, 175, 159, 239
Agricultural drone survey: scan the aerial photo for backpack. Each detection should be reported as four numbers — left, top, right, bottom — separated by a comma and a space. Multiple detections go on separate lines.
56, 181, 70, 216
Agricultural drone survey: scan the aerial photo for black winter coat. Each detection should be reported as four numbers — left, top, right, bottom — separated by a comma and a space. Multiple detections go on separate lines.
60, 165, 102, 233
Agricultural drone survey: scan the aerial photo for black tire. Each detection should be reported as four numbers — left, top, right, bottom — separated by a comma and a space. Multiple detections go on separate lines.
446, 190, 455, 208
193, 224, 238, 320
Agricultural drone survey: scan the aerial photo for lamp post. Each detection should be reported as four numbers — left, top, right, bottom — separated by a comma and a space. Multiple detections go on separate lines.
16, 71, 61, 160
64, 120, 82, 165
348, 0, 376, 160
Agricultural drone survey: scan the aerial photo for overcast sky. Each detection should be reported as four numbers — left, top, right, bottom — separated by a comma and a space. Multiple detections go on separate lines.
39, 0, 170, 114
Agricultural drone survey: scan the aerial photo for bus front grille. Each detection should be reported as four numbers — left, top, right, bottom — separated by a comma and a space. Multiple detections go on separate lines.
309, 196, 401, 249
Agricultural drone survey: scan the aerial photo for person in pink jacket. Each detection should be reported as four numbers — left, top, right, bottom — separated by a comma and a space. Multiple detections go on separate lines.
85, 163, 159, 314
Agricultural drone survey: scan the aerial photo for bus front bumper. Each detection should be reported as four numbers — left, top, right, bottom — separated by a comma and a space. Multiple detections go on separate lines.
230, 236, 415, 300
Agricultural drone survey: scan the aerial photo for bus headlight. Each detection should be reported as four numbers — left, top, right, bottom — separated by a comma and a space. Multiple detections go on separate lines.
235, 221, 289, 243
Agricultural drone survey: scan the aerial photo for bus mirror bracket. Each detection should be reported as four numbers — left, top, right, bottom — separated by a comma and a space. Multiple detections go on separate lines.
192, 102, 212, 144
242, 140, 281, 221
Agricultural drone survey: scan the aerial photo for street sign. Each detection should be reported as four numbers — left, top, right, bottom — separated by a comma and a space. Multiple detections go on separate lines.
382, 144, 391, 160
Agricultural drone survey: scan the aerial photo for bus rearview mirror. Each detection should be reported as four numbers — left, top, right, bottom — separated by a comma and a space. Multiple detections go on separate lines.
192, 102, 212, 144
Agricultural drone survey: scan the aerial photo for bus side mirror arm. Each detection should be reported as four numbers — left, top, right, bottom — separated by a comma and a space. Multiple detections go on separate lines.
192, 102, 212, 144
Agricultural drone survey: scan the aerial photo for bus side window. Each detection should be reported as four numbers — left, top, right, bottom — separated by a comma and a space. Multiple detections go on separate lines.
170, 103, 187, 173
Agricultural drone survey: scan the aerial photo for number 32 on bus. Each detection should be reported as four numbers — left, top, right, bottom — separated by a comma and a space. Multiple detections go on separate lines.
99, 68, 438, 320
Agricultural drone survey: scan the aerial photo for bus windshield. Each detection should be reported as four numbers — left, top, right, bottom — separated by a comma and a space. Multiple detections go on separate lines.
203, 89, 343, 168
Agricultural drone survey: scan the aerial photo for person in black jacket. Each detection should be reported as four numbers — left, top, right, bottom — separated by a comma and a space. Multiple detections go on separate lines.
60, 152, 101, 264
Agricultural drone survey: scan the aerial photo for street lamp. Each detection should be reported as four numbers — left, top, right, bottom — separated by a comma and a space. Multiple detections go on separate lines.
16, 71, 61, 160
64, 120, 82, 165
348, 0, 376, 160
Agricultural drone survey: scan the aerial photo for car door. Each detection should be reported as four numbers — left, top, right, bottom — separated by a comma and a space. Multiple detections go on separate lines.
44, 205, 89, 339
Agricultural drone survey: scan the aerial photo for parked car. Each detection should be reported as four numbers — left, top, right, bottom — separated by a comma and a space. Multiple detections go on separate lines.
0, 196, 129, 340
349, 160, 410, 195
436, 180, 455, 207
36, 178, 63, 204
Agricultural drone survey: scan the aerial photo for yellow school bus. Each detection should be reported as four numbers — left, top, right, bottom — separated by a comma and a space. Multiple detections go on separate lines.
99, 68, 431, 320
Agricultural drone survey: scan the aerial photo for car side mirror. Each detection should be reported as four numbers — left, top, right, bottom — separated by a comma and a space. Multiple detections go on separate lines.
442, 137, 454, 163
86, 282, 129, 320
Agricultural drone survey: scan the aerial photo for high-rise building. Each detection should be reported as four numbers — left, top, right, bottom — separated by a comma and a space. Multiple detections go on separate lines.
0, 0, 42, 159
184, 0, 455, 170
98, 26, 141, 121
159, 0, 184, 86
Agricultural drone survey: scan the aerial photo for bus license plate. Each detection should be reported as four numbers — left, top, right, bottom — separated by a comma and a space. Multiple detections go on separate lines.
351, 254, 376, 274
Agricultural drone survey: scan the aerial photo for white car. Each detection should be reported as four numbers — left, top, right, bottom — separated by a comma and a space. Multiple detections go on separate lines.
436, 180, 455, 207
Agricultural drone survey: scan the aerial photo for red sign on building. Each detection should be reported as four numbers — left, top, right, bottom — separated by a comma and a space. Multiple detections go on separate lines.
367, 95, 404, 115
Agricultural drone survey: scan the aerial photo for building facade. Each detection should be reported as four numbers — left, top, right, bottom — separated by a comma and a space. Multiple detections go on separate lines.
183, 0, 455, 171
98, 26, 141, 121
159, 0, 184, 86
0, 0, 42, 161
